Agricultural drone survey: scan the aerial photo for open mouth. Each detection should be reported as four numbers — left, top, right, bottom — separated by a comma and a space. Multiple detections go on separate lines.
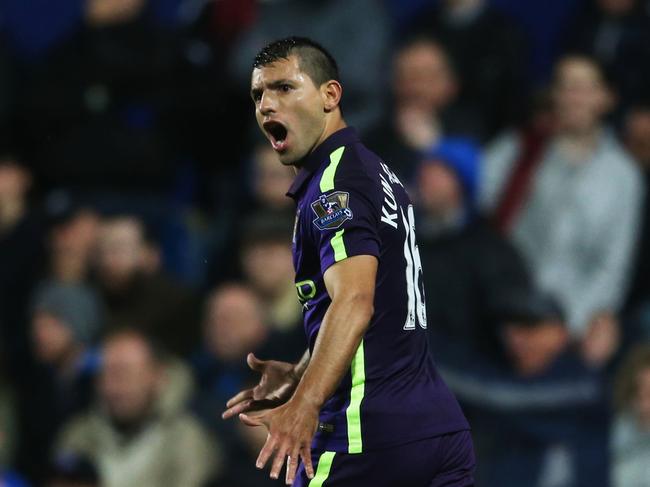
263, 120, 289, 152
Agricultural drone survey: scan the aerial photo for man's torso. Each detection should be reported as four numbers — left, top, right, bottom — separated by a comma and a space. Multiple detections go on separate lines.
288, 127, 469, 453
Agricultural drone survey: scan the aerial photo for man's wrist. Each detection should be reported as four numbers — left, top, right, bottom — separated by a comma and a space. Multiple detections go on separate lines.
291, 391, 322, 412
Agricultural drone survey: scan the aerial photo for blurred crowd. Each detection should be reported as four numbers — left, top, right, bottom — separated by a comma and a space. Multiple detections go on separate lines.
1, 0, 650, 486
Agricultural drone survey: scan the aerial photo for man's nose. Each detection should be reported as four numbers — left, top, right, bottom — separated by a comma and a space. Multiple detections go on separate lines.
259, 91, 277, 115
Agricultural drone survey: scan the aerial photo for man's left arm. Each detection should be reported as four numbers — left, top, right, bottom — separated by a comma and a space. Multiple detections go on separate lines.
240, 254, 377, 485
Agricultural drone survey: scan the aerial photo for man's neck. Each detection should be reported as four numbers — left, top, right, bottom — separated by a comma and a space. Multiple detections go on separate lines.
110, 410, 153, 437
313, 116, 347, 155
419, 206, 466, 239
293, 116, 347, 171
556, 125, 602, 162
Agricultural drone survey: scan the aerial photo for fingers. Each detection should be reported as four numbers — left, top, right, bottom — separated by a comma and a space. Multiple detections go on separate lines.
300, 444, 315, 479
256, 433, 277, 470
240, 413, 265, 427
247, 352, 266, 372
270, 443, 288, 480
258, 437, 313, 484
285, 447, 300, 485
255, 434, 314, 485
225, 389, 254, 409
222, 399, 253, 420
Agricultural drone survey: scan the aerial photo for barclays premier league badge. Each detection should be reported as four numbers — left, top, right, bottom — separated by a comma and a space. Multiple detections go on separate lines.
311, 191, 353, 231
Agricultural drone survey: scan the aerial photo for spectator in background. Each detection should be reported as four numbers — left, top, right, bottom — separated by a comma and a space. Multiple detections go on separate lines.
192, 283, 279, 486
229, 0, 391, 133
239, 214, 303, 342
613, 344, 650, 486
209, 143, 297, 282
415, 140, 531, 363
56, 329, 217, 487
95, 215, 200, 356
12, 0, 180, 194
565, 0, 650, 113
248, 143, 295, 216
0, 156, 45, 379
46, 197, 100, 285
408, 0, 528, 139
365, 37, 483, 181
481, 55, 644, 367
443, 289, 609, 487
17, 281, 103, 483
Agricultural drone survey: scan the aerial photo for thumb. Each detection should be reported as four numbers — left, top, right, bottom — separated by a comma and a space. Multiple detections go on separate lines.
247, 353, 266, 372
239, 412, 265, 427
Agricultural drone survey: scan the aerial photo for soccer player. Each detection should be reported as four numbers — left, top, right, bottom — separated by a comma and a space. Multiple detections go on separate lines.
222, 37, 475, 486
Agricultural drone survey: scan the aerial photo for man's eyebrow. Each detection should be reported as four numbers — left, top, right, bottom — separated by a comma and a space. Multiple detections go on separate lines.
267, 79, 294, 88
250, 79, 295, 98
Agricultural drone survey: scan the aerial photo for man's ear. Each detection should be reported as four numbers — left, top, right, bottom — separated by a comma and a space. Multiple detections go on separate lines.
322, 80, 343, 113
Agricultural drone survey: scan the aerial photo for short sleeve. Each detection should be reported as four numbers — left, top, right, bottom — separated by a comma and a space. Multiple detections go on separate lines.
309, 164, 381, 275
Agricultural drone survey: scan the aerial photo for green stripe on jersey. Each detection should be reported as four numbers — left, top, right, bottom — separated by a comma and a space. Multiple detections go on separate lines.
320, 146, 346, 192
346, 340, 366, 453
308, 451, 336, 487
331, 229, 347, 262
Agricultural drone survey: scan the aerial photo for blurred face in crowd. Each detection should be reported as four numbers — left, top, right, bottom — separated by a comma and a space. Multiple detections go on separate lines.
635, 366, 650, 428
242, 239, 294, 297
86, 0, 147, 26
99, 334, 162, 425
417, 161, 463, 218
598, 0, 636, 16
50, 210, 100, 282
503, 320, 568, 377
624, 108, 650, 168
96, 217, 147, 289
552, 57, 613, 135
32, 312, 76, 365
204, 285, 267, 362
393, 41, 457, 114
252, 144, 295, 209
252, 55, 336, 166
0, 158, 30, 207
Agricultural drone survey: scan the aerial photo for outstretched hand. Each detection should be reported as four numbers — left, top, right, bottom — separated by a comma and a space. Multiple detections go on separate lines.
222, 353, 300, 420
240, 396, 318, 484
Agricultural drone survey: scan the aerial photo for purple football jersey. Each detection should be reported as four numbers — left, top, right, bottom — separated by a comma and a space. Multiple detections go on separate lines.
287, 127, 469, 454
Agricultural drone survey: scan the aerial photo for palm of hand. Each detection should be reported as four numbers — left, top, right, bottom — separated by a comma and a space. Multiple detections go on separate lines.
254, 361, 299, 405
223, 354, 299, 419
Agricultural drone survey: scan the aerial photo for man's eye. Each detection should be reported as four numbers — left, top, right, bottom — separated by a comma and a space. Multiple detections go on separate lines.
281, 84, 291, 92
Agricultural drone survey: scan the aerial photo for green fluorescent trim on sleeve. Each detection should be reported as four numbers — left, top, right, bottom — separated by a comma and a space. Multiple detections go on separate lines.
346, 340, 365, 454
331, 229, 347, 262
308, 451, 336, 487
319, 146, 346, 192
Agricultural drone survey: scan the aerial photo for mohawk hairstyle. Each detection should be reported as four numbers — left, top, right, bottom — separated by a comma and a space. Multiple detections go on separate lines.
253, 36, 340, 87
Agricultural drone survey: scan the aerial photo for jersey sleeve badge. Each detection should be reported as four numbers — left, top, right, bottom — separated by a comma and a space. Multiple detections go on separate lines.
311, 191, 353, 231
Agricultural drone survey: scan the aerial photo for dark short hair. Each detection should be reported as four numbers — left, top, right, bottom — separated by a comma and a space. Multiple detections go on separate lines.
253, 36, 340, 87
102, 327, 169, 366
554, 53, 615, 89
